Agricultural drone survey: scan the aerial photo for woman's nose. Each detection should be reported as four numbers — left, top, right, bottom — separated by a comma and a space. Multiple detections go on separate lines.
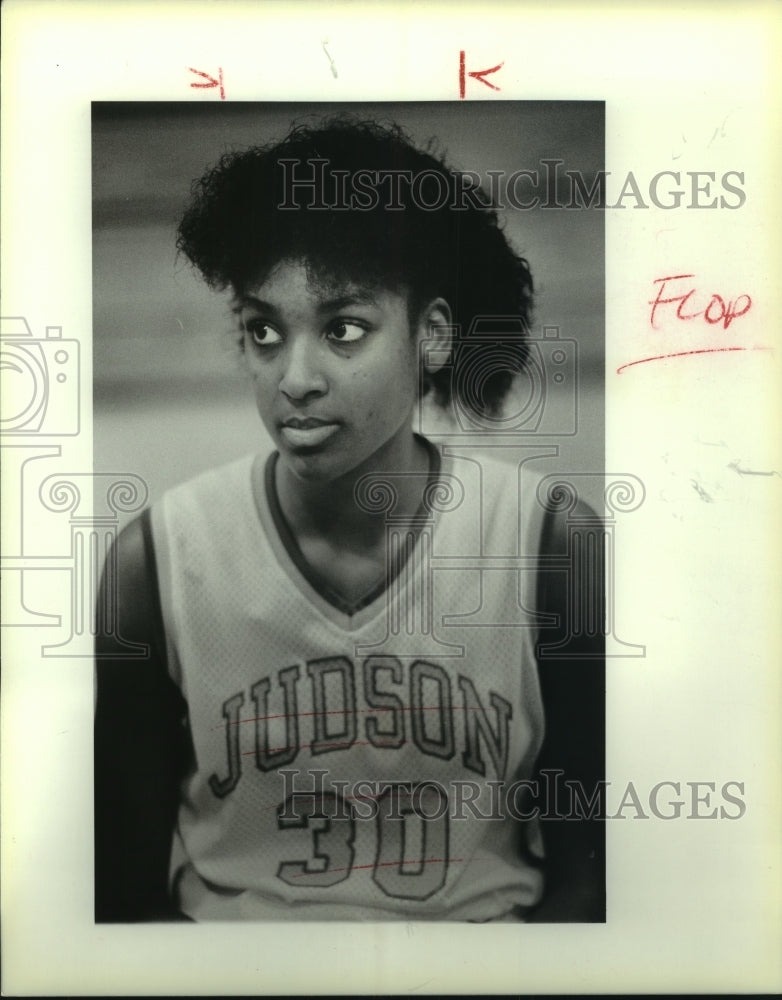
278, 337, 328, 401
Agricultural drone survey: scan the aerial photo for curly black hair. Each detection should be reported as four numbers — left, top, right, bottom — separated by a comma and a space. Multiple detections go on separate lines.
177, 115, 534, 416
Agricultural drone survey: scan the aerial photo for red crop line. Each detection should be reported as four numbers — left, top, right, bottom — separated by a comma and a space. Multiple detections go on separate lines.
262, 782, 419, 813
217, 705, 480, 731
344, 787, 413, 802
289, 856, 473, 877
616, 345, 771, 374
241, 738, 403, 757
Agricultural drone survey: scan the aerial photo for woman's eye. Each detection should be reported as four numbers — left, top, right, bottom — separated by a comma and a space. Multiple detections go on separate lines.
327, 320, 368, 344
244, 320, 282, 347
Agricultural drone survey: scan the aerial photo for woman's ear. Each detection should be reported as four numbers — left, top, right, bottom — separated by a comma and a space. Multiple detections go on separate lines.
417, 297, 454, 375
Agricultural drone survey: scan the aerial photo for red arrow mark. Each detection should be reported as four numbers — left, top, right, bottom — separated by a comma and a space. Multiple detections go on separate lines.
459, 50, 504, 99
187, 66, 225, 100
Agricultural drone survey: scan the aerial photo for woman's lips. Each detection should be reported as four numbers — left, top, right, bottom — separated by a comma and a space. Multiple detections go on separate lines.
279, 419, 341, 448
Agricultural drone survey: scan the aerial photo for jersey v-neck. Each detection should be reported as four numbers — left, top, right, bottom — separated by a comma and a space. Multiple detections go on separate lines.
253, 435, 442, 623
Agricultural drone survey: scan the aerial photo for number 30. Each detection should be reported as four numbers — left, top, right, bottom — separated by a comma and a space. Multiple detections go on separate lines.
276, 785, 450, 901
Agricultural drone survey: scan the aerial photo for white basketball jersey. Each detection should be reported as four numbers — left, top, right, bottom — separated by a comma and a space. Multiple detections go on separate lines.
152, 442, 549, 921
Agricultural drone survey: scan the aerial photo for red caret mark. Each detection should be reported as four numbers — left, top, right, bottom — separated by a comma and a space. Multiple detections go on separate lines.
617, 273, 762, 374
459, 51, 503, 99
188, 66, 225, 100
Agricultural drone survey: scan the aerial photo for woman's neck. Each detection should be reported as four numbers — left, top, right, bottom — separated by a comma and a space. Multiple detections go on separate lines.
275, 433, 433, 551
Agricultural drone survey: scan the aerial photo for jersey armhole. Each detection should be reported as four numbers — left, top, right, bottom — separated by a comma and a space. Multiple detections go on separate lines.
94, 506, 191, 921
94, 506, 179, 693
528, 472, 560, 651
147, 503, 183, 691
534, 494, 602, 643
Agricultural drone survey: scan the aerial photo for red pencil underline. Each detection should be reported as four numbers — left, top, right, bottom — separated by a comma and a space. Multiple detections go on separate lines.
243, 738, 407, 757
289, 856, 471, 877
616, 345, 770, 374
216, 705, 480, 731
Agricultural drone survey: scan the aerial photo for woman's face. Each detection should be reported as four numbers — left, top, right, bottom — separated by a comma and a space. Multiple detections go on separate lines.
236, 259, 432, 484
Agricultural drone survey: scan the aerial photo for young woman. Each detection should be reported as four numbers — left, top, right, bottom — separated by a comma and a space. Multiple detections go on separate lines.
95, 116, 604, 923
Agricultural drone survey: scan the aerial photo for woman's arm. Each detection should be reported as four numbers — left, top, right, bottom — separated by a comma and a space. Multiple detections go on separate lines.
527, 498, 606, 922
94, 511, 192, 922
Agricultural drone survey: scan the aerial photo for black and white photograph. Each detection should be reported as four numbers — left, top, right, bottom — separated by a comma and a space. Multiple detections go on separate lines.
92, 101, 606, 924
2, 2, 780, 995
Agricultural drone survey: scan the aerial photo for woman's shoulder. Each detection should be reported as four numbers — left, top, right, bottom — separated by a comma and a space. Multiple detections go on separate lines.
111, 451, 267, 581
97, 507, 159, 653
433, 442, 601, 552
436, 443, 549, 510
162, 452, 260, 505
150, 451, 264, 531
